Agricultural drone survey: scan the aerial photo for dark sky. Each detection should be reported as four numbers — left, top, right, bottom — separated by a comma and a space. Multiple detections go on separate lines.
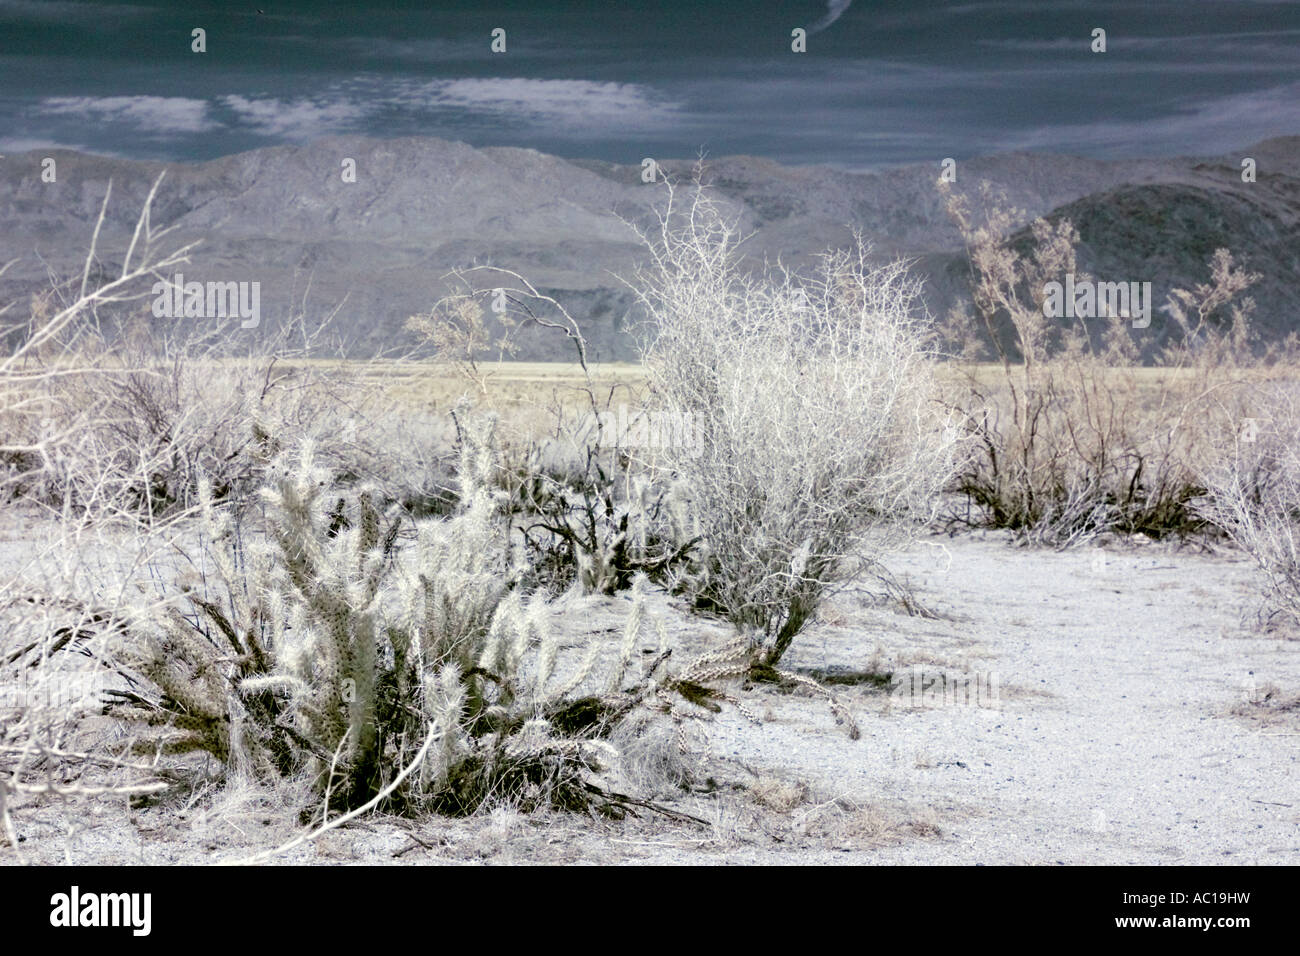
1, 0, 1297, 168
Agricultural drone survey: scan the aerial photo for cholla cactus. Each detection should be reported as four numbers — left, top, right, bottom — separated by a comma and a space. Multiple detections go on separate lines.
514, 415, 703, 596
102, 419, 761, 818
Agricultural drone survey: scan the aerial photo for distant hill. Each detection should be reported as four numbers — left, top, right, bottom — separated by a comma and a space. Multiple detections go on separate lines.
1, 134, 1296, 361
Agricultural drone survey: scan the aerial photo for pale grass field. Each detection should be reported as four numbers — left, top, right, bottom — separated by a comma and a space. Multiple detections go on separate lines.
276, 361, 1296, 453
254, 359, 652, 432
260, 359, 1213, 412
220, 360, 1293, 457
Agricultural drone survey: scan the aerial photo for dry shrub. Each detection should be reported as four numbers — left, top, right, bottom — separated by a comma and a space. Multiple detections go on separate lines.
506, 407, 702, 596
1, 174, 192, 514
750, 775, 811, 812
5, 303, 458, 523
941, 180, 1296, 544
17, 326, 281, 517
1229, 680, 1300, 724
628, 175, 958, 666
0, 587, 175, 858
1200, 381, 1300, 630
1, 176, 454, 525
409, 268, 699, 595
0, 176, 196, 854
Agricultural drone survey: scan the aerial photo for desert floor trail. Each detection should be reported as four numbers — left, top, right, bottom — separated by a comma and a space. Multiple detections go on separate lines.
706, 532, 1300, 865
3, 519, 1296, 865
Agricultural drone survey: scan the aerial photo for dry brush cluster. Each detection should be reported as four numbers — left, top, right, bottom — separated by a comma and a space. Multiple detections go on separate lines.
1199, 382, 1300, 630
409, 179, 960, 671
628, 179, 960, 668
940, 181, 1299, 548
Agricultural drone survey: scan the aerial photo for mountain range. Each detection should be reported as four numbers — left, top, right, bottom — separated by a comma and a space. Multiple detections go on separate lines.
2, 134, 1297, 361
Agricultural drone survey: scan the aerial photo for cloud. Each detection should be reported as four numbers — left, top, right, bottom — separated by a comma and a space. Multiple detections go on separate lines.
37, 95, 216, 133
214, 77, 678, 140
388, 77, 681, 129
332, 36, 488, 63
0, 0, 145, 20
979, 29, 1300, 56
220, 95, 370, 139
0, 136, 109, 155
976, 36, 1102, 52
807, 0, 852, 35
1000, 81, 1300, 156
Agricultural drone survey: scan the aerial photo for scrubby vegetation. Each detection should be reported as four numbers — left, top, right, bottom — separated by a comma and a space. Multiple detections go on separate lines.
1200, 382, 1300, 630
98, 421, 759, 819
3, 168, 1297, 861
940, 181, 1298, 546
629, 179, 959, 668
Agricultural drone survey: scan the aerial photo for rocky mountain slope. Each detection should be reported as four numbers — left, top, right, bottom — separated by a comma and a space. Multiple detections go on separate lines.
1, 135, 1296, 360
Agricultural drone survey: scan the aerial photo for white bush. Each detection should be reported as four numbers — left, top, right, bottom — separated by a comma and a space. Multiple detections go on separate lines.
1201, 383, 1300, 629
628, 178, 959, 666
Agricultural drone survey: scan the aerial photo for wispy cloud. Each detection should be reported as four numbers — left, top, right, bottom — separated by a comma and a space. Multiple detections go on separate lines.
1002, 81, 1300, 156
0, 136, 110, 155
330, 36, 489, 62
38, 95, 216, 133
980, 29, 1300, 56
807, 0, 852, 35
216, 77, 680, 141
0, 0, 145, 20
976, 36, 1104, 53
220, 95, 370, 139
387, 77, 681, 129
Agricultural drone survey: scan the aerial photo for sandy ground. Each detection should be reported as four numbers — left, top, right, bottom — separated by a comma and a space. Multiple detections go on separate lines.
1, 516, 1297, 865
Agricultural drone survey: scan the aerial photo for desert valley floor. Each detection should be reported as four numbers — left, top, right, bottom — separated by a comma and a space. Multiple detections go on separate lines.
2, 512, 1297, 866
